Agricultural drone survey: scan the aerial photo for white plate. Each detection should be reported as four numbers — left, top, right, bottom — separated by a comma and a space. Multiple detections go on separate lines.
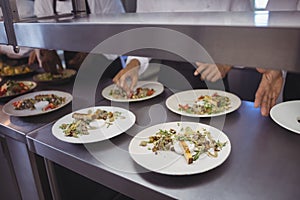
129, 121, 231, 175
270, 100, 300, 134
2, 90, 72, 117
102, 81, 164, 102
166, 89, 241, 117
52, 106, 136, 143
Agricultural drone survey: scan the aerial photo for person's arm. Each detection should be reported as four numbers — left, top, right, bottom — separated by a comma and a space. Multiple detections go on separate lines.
254, 68, 283, 116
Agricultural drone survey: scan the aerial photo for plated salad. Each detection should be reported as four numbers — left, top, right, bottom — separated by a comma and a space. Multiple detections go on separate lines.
33, 69, 76, 82
179, 93, 231, 115
109, 87, 155, 99
139, 125, 227, 165
0, 80, 34, 97
59, 109, 125, 138
12, 94, 66, 111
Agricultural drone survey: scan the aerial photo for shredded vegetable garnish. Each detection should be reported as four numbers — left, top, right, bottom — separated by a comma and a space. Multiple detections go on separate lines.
179, 93, 231, 115
110, 87, 155, 99
140, 126, 227, 164
0, 80, 32, 97
59, 109, 125, 138
12, 94, 66, 111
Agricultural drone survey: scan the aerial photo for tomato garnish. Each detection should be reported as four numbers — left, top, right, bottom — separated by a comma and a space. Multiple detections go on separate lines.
146, 89, 155, 96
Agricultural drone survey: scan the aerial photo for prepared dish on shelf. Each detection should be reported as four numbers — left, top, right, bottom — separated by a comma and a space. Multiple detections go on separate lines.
109, 87, 155, 99
59, 109, 125, 138
179, 93, 231, 115
33, 69, 76, 82
0, 80, 34, 97
0, 64, 32, 76
139, 126, 227, 165
12, 94, 66, 111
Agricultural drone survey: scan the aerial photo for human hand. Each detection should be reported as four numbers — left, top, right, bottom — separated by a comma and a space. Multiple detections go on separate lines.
194, 62, 232, 82
112, 58, 140, 96
68, 52, 88, 70
39, 49, 63, 74
254, 68, 283, 116
28, 50, 38, 66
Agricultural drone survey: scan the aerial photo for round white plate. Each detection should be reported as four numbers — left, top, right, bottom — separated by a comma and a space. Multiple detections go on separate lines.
270, 100, 300, 134
129, 121, 231, 175
166, 89, 241, 117
2, 90, 72, 117
52, 106, 136, 143
102, 81, 164, 102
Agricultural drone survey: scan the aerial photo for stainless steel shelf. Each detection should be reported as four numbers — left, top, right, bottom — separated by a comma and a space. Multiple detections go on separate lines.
1, 11, 300, 72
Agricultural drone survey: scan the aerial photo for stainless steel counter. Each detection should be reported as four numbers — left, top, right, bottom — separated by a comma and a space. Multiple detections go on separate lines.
0, 76, 109, 200
26, 89, 300, 200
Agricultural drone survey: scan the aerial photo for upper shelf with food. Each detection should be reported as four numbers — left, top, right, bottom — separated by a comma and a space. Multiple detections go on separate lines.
1, 11, 300, 72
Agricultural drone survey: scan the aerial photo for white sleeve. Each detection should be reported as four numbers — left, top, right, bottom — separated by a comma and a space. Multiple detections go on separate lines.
126, 56, 151, 75
34, 0, 54, 17
88, 0, 125, 14
230, 0, 253, 11
0, 45, 32, 59
266, 0, 298, 11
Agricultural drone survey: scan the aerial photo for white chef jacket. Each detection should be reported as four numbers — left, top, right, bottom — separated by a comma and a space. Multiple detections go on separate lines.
127, 0, 253, 75
266, 0, 300, 11
0, 0, 34, 58
34, 0, 124, 64
34, 0, 124, 17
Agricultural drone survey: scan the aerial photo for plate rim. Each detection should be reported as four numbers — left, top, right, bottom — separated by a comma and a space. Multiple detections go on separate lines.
2, 90, 73, 117
102, 81, 164, 102
128, 121, 231, 175
270, 100, 300, 134
51, 106, 136, 144
165, 89, 241, 118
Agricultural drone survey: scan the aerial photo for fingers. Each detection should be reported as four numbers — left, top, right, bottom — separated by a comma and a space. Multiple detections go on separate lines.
28, 51, 37, 65
194, 62, 222, 82
113, 69, 125, 84
194, 62, 204, 76
254, 87, 264, 108
129, 74, 138, 91
260, 93, 270, 116
255, 82, 275, 116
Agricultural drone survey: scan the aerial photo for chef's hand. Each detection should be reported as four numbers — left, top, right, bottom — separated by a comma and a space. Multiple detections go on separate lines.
68, 52, 88, 70
194, 62, 232, 82
113, 58, 140, 96
38, 49, 63, 74
28, 50, 39, 66
254, 68, 283, 116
